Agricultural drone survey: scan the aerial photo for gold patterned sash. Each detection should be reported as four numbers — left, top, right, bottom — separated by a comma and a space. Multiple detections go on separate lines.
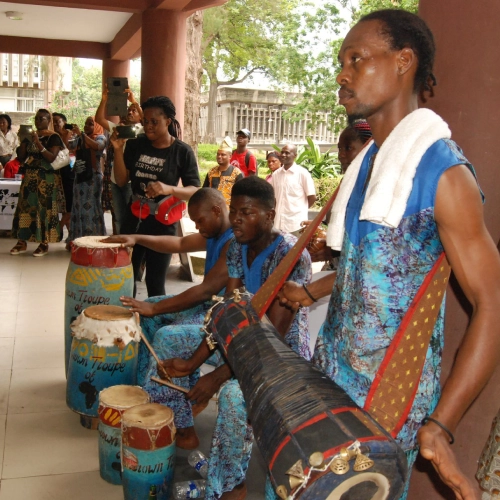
364, 252, 451, 435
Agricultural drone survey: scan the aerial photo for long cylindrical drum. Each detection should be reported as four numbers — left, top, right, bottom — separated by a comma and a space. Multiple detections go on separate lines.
208, 292, 408, 499
98, 385, 150, 485
65, 236, 133, 374
121, 403, 176, 500
66, 305, 141, 427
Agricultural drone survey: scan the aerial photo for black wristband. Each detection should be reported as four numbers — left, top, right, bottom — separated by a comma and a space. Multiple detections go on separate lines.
302, 283, 318, 303
422, 416, 455, 444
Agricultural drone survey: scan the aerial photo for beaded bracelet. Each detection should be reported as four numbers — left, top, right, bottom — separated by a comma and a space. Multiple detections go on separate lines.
303, 284, 318, 303
422, 416, 455, 444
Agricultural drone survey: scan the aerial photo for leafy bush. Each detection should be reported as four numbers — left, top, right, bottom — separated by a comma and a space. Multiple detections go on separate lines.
296, 137, 342, 180
313, 176, 341, 210
197, 144, 219, 162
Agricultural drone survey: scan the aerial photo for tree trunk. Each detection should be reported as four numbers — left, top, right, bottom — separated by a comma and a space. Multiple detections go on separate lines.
204, 74, 218, 144
184, 10, 204, 155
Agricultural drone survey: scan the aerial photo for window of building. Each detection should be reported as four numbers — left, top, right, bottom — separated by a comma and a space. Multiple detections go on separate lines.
2, 55, 8, 80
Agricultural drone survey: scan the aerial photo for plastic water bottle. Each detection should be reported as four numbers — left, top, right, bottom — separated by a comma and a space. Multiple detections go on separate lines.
173, 480, 206, 499
188, 450, 208, 479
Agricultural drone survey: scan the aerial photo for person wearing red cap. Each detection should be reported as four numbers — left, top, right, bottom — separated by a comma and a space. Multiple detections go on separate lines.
230, 129, 257, 177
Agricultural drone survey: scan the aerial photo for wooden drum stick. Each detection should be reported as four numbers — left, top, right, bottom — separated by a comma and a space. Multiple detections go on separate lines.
151, 376, 189, 394
138, 330, 171, 380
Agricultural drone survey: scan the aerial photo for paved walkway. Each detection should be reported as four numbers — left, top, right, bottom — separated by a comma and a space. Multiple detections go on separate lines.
0, 225, 267, 499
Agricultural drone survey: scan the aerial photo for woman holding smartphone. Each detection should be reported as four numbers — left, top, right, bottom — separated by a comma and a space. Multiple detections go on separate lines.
111, 95, 200, 297
10, 109, 65, 256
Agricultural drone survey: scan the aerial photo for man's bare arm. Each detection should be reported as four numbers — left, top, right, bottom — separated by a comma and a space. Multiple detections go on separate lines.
417, 164, 500, 499
106, 232, 207, 254
121, 242, 229, 316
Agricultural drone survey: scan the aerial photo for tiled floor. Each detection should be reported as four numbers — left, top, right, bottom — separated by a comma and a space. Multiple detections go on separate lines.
0, 228, 268, 499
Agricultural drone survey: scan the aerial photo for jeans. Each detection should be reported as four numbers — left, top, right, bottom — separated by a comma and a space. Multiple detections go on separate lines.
110, 182, 132, 234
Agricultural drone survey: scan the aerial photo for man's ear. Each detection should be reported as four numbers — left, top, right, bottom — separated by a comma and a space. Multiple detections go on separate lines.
397, 47, 417, 77
212, 205, 222, 217
268, 208, 276, 224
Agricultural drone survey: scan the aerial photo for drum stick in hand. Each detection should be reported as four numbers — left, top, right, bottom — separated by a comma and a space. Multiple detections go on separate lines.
151, 376, 189, 394
138, 330, 171, 381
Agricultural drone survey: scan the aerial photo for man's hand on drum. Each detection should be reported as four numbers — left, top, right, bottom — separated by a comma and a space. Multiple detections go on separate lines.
417, 424, 478, 500
120, 296, 155, 317
103, 234, 137, 247
278, 281, 315, 309
158, 358, 194, 379
145, 181, 173, 199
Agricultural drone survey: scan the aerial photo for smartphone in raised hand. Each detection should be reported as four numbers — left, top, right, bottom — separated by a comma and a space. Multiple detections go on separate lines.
106, 77, 129, 117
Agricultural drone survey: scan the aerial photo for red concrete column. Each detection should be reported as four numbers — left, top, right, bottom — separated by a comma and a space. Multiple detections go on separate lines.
408, 2, 500, 498
102, 58, 130, 123
141, 9, 188, 129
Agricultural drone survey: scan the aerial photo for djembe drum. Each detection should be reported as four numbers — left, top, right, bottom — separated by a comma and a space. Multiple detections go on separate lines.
66, 305, 141, 429
64, 236, 133, 374
206, 290, 407, 499
98, 385, 150, 485
121, 403, 176, 500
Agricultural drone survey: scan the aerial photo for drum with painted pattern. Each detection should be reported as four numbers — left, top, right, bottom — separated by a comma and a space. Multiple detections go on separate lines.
64, 236, 133, 374
121, 403, 176, 500
98, 385, 149, 484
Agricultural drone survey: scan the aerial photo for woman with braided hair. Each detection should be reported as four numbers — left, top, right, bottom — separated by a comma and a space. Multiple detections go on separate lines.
112, 95, 200, 297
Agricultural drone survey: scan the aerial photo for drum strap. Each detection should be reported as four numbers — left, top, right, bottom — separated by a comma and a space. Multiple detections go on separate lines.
251, 183, 341, 317
364, 252, 451, 436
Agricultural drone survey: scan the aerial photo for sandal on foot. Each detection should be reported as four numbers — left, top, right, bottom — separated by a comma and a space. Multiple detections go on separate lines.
10, 241, 27, 255
33, 243, 48, 257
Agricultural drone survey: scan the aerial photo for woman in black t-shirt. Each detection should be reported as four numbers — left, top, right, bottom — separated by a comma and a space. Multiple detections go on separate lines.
112, 96, 200, 297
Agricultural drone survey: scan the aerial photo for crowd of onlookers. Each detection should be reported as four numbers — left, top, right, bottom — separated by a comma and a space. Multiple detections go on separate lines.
1, 87, 372, 297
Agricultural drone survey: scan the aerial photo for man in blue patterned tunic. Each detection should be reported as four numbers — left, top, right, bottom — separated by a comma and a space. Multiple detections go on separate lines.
159, 176, 312, 499
280, 9, 500, 500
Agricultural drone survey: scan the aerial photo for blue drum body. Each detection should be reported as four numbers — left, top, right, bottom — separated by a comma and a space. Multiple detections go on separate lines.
66, 338, 139, 419
121, 404, 176, 500
98, 385, 149, 485
64, 239, 133, 374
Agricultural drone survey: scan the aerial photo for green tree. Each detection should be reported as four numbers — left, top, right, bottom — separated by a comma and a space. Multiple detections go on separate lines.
284, 0, 418, 134
352, 0, 418, 20
52, 59, 140, 127
202, 0, 302, 143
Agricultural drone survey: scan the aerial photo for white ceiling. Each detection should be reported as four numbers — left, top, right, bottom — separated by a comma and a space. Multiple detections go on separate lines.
0, 2, 131, 43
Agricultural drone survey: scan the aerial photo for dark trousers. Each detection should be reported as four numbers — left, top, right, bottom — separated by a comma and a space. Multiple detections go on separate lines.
131, 244, 172, 298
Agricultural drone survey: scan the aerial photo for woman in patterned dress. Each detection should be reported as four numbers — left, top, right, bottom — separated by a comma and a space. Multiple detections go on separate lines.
67, 117, 107, 243
10, 109, 65, 257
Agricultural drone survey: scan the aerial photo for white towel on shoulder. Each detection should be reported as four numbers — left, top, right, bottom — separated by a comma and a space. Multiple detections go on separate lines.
326, 108, 451, 250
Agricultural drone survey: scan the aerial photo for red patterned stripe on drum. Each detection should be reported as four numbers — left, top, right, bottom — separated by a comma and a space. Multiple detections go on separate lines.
268, 408, 362, 470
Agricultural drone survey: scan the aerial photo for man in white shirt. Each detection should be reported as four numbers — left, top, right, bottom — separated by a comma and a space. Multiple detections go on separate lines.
270, 143, 316, 234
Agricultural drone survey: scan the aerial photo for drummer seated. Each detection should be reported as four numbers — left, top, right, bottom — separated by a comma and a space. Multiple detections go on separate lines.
158, 177, 312, 499
105, 188, 234, 449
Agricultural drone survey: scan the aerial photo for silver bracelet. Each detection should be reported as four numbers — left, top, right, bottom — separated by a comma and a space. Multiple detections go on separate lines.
40, 147, 47, 153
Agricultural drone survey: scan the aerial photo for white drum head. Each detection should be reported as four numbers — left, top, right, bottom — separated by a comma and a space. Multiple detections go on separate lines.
99, 385, 149, 410
73, 236, 121, 248
122, 403, 174, 430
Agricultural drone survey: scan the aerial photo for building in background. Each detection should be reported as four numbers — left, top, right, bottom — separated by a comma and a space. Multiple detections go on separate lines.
0, 54, 72, 126
200, 86, 340, 146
